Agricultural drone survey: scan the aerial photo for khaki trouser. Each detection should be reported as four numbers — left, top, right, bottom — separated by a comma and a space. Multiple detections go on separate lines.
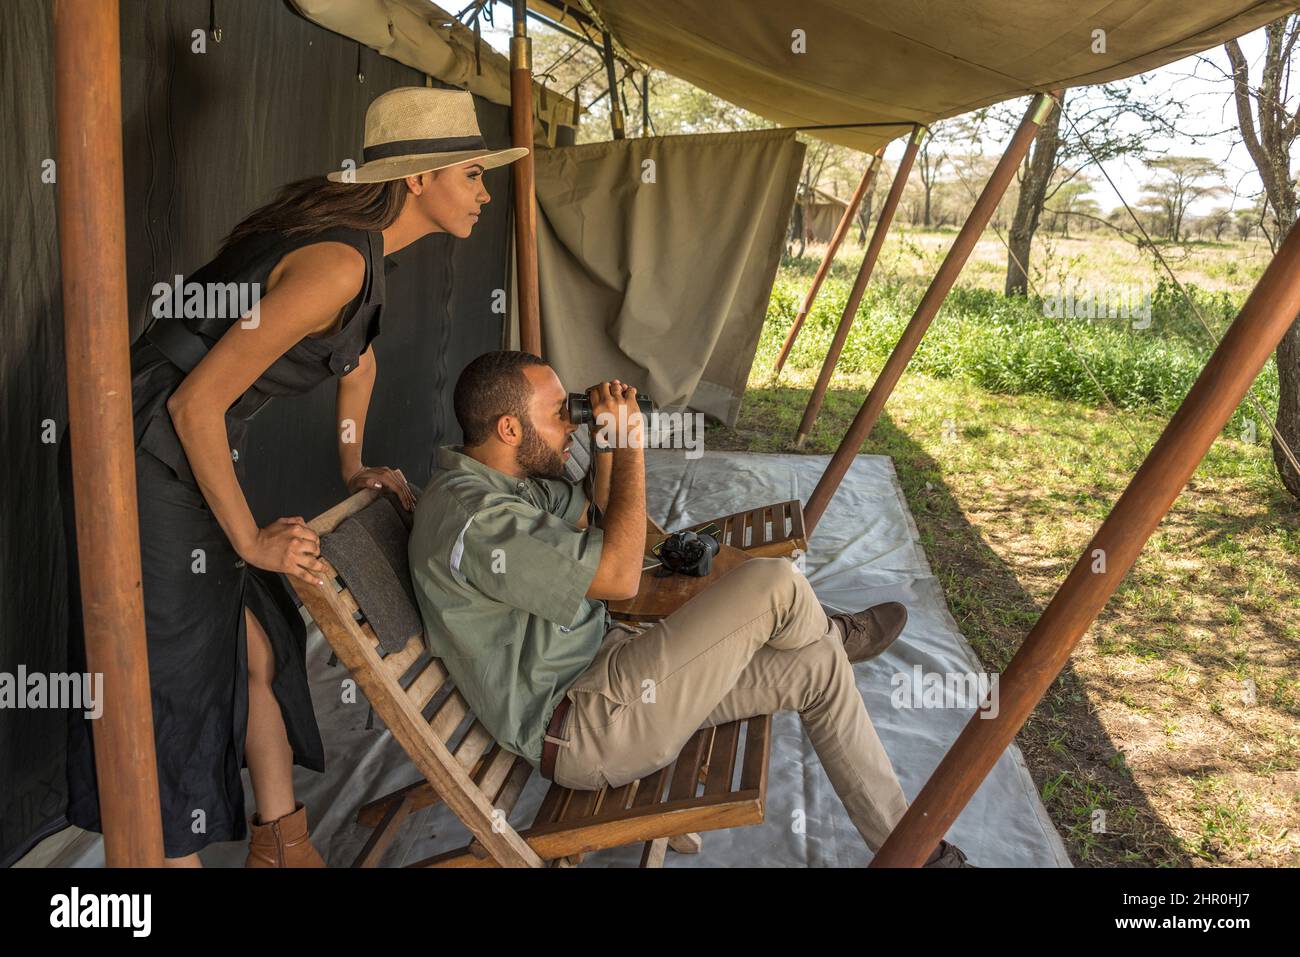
552, 556, 910, 850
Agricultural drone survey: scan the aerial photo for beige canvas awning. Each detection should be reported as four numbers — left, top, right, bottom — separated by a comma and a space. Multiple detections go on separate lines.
536, 0, 1300, 152
291, 0, 580, 145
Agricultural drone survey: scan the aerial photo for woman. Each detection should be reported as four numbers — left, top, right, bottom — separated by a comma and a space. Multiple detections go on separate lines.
61, 87, 526, 866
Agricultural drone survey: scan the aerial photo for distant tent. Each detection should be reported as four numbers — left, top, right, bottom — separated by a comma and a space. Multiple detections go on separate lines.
794, 185, 852, 246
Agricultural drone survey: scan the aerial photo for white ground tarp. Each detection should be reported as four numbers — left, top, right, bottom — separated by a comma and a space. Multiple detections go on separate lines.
43, 450, 1068, 868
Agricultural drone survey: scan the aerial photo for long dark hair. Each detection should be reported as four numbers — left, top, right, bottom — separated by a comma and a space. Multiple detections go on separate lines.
218, 175, 409, 256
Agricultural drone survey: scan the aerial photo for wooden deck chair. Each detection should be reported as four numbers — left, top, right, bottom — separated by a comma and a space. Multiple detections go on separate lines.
292, 487, 806, 868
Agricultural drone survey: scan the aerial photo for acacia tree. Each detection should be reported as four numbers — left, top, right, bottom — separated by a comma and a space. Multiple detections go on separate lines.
1139, 156, 1227, 241
915, 130, 948, 227
1005, 90, 1064, 293
1224, 16, 1300, 496
1045, 177, 1101, 237
993, 84, 1187, 294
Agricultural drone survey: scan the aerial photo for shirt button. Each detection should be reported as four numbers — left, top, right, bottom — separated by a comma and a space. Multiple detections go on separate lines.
343, 363, 352, 372
231, 448, 240, 462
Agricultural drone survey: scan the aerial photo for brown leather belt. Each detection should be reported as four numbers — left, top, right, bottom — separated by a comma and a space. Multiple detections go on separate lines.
540, 696, 571, 781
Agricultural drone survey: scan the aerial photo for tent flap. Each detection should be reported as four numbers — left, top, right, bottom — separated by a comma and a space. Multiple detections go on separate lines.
521, 128, 805, 426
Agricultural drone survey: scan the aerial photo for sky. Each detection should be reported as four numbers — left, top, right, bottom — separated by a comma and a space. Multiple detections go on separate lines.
471, 4, 1284, 216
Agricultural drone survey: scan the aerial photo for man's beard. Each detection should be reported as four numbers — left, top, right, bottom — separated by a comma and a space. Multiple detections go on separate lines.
516, 416, 566, 479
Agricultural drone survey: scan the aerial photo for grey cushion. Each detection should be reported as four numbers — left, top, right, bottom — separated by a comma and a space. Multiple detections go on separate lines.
320, 495, 422, 655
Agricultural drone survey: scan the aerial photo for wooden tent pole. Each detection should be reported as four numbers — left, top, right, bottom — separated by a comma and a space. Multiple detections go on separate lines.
53, 0, 163, 866
602, 30, 626, 139
802, 94, 1058, 531
792, 127, 924, 441
872, 214, 1300, 866
773, 149, 884, 376
511, 0, 542, 356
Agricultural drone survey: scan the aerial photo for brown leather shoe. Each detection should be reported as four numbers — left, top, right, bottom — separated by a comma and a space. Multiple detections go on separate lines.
829, 602, 908, 663
923, 840, 976, 868
245, 802, 327, 868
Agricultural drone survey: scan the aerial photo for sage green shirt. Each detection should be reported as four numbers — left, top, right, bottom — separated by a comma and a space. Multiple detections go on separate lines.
408, 445, 609, 765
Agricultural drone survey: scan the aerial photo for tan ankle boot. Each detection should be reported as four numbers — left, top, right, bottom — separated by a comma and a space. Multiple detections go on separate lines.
245, 802, 327, 867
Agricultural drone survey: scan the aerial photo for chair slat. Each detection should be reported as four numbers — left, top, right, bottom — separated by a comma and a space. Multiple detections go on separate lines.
428, 690, 470, 741
336, 585, 363, 620
703, 721, 741, 796
668, 728, 713, 801
789, 500, 805, 542
493, 758, 535, 813
631, 766, 671, 808
559, 787, 602, 822
535, 785, 570, 826
405, 657, 448, 712
739, 716, 771, 793
601, 783, 637, 815
474, 746, 517, 801
453, 721, 494, 770
379, 633, 424, 680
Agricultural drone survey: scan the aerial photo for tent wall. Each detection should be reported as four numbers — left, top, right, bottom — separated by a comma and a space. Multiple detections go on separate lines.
518, 128, 805, 426
0, 0, 513, 866
799, 200, 849, 245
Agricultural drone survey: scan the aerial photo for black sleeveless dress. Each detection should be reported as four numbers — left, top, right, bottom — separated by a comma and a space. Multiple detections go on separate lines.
61, 225, 388, 857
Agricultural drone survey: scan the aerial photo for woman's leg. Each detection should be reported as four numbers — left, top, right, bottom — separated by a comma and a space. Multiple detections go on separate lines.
244, 608, 297, 823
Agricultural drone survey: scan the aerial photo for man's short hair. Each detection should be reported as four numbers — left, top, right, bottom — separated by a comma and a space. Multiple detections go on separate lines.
454, 350, 551, 446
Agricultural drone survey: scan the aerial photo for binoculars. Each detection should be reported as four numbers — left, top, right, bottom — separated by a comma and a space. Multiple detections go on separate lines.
566, 391, 655, 426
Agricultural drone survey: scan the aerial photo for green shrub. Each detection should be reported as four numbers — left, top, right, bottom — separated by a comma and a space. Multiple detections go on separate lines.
757, 276, 1279, 441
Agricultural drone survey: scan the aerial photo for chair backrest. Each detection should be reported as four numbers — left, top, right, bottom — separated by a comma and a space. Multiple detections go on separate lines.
292, 489, 544, 867
319, 495, 421, 655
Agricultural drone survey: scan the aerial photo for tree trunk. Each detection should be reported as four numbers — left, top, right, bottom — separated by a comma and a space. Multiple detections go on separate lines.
1004, 92, 1064, 296
1227, 27, 1300, 497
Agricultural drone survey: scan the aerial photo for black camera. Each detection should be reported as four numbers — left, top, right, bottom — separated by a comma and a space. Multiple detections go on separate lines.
652, 528, 721, 578
566, 391, 655, 426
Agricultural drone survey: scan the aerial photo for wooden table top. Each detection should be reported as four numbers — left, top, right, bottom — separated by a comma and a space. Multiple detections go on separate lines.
607, 517, 751, 622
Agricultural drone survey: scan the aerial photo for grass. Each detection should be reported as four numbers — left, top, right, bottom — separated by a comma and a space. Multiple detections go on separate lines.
708, 227, 1300, 867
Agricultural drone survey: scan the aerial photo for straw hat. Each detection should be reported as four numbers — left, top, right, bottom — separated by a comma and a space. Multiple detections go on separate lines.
327, 86, 528, 184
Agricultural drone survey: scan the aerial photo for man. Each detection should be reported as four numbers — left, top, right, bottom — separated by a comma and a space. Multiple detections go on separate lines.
409, 351, 972, 866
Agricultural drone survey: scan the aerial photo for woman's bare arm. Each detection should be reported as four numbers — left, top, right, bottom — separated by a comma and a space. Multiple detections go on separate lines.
336, 344, 376, 485
335, 345, 416, 509
166, 241, 364, 584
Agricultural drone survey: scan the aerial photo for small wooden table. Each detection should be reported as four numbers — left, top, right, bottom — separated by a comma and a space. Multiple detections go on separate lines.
607, 517, 751, 622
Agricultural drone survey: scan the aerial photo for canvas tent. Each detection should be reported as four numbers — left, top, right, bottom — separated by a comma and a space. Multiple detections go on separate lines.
522, 129, 807, 425
9, 0, 1300, 868
534, 0, 1300, 152
795, 186, 853, 245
